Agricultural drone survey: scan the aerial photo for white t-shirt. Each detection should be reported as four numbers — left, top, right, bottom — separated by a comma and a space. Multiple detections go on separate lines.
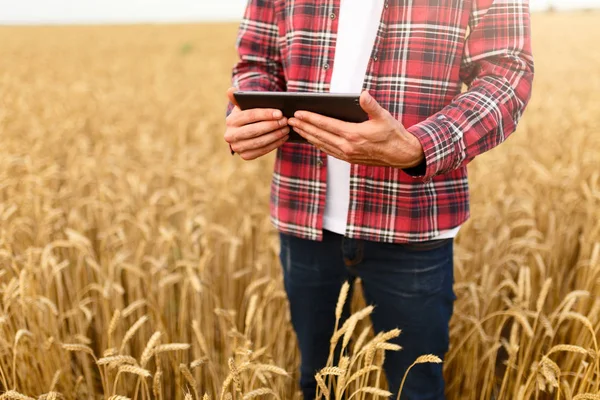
323, 0, 461, 240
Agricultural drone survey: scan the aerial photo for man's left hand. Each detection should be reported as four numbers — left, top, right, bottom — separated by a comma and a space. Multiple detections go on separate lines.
288, 91, 425, 169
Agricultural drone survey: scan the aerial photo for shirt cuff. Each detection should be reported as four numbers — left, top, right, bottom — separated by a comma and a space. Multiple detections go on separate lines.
404, 114, 458, 182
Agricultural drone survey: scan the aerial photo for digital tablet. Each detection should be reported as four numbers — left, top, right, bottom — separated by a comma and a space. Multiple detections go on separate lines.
233, 91, 368, 144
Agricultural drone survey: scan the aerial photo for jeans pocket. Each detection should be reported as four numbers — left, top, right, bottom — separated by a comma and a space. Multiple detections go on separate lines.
399, 258, 450, 297
371, 240, 453, 298
278, 232, 322, 282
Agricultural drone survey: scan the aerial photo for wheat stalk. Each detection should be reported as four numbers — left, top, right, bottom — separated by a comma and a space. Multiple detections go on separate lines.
49, 369, 61, 392
140, 331, 162, 367
180, 363, 200, 399
227, 358, 241, 394
396, 355, 442, 400
336, 281, 350, 322
118, 365, 152, 378
122, 300, 147, 318
0, 391, 36, 400
108, 310, 121, 347
153, 343, 191, 354
62, 343, 95, 358
153, 367, 163, 400
119, 315, 148, 353
242, 388, 279, 400
348, 386, 392, 399
191, 357, 209, 369
315, 373, 330, 400
250, 364, 288, 377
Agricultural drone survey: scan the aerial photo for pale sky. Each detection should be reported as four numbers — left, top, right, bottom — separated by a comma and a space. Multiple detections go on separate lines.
0, 0, 598, 24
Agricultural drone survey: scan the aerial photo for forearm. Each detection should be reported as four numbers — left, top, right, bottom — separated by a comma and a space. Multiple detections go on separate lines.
404, 0, 534, 181
226, 0, 285, 116
407, 60, 533, 179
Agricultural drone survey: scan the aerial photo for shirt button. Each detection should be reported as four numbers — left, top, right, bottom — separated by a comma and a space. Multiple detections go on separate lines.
385, 2, 389, 8
329, 13, 336, 19
323, 62, 330, 70
373, 55, 378, 61
317, 158, 324, 166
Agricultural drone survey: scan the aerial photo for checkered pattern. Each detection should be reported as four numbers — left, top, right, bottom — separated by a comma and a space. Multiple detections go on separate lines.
229, 0, 534, 243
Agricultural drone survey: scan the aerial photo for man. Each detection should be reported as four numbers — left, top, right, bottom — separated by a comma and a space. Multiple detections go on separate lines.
224, 0, 533, 398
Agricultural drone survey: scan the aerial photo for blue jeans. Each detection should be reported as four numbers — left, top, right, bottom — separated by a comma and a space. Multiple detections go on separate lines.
279, 230, 455, 400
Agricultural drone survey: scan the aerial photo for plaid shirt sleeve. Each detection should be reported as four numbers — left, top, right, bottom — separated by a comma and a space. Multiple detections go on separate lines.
405, 0, 534, 182
226, 0, 286, 116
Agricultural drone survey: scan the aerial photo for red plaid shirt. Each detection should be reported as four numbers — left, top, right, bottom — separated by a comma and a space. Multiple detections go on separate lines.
228, 0, 534, 243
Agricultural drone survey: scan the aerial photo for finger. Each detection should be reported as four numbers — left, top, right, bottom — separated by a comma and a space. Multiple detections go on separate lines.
227, 87, 240, 108
288, 117, 346, 148
238, 119, 289, 141
239, 134, 290, 161
228, 108, 284, 127
226, 118, 283, 144
232, 126, 290, 153
225, 119, 283, 144
359, 90, 388, 120
293, 111, 351, 137
294, 127, 346, 160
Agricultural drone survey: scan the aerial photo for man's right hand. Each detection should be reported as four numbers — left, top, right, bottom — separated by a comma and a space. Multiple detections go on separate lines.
224, 87, 290, 161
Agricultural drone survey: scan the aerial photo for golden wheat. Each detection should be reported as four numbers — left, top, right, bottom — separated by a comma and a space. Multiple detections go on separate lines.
0, 10, 598, 400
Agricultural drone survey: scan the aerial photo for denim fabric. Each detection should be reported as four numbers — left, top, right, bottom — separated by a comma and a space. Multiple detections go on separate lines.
279, 230, 456, 400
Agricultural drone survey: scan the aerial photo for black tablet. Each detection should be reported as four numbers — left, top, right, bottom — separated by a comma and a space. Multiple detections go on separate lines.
233, 91, 368, 144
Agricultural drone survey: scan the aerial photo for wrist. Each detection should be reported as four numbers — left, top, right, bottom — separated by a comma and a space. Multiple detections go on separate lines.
389, 126, 425, 168
405, 132, 425, 167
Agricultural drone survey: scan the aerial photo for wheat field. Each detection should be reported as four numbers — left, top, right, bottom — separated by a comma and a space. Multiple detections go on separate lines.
0, 10, 599, 400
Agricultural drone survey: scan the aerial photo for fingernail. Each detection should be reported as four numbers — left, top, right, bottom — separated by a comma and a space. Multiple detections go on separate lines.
273, 110, 282, 119
283, 127, 290, 134
294, 112, 303, 119
279, 118, 287, 126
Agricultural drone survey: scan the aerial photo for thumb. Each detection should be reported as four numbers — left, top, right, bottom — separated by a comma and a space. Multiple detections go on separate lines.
359, 90, 387, 119
227, 87, 240, 108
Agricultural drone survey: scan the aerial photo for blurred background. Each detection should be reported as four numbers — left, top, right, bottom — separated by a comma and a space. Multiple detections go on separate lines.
0, 0, 599, 23
0, 1, 599, 400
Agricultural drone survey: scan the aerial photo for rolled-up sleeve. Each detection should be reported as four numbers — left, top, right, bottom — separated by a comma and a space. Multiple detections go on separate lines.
226, 0, 286, 116
405, 0, 534, 181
